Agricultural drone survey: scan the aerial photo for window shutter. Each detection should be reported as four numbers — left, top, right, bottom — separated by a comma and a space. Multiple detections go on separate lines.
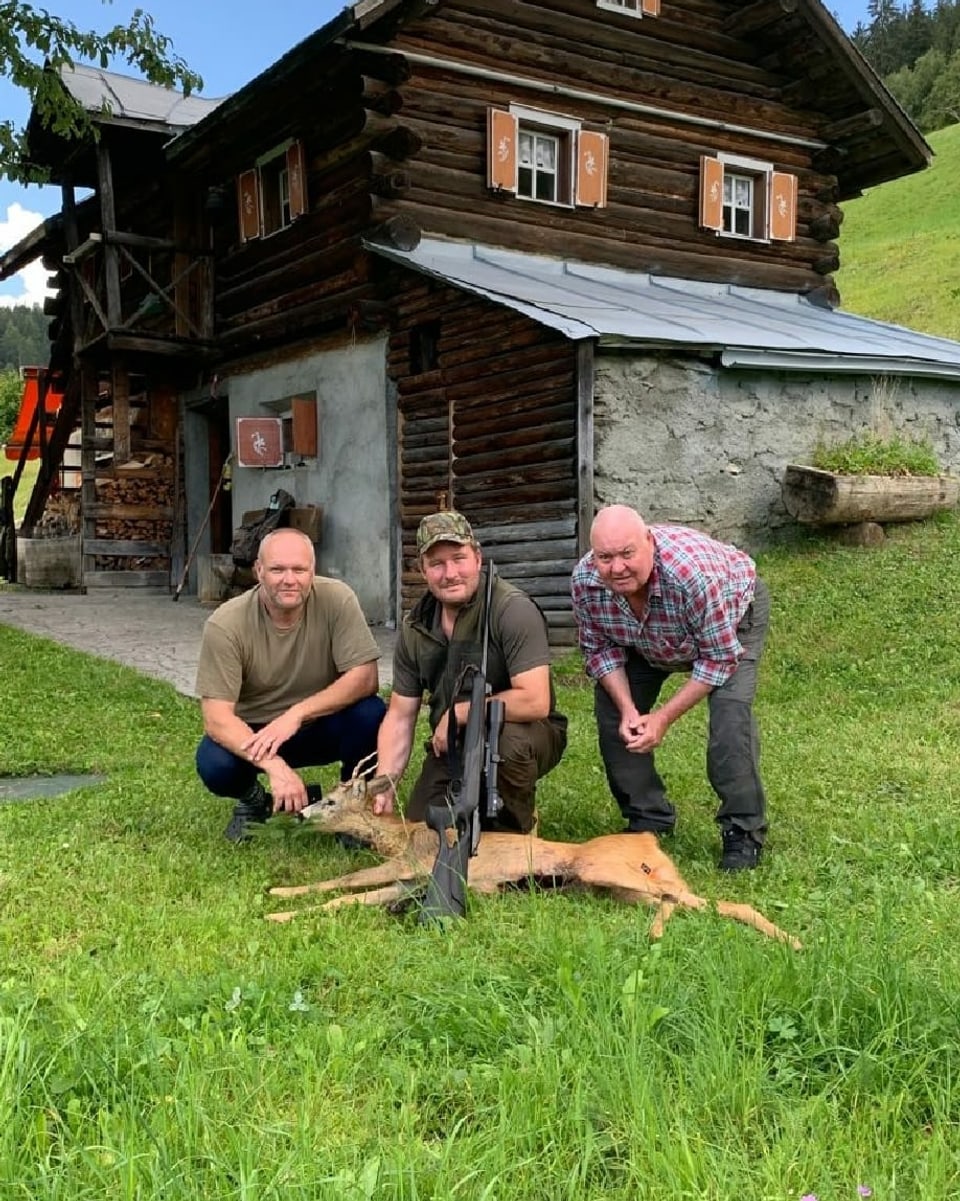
237, 169, 261, 242
575, 130, 609, 208
641, 0, 661, 13
291, 394, 318, 458
286, 141, 307, 221
487, 108, 519, 193
769, 171, 798, 242
699, 155, 724, 232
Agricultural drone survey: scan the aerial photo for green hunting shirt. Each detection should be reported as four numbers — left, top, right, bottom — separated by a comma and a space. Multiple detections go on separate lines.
391, 572, 564, 733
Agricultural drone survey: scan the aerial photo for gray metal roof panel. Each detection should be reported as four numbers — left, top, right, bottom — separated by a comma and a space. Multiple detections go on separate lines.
368, 238, 960, 377
61, 63, 224, 128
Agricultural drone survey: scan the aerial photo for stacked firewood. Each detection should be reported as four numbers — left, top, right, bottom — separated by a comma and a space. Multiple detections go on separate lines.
93, 451, 174, 570
34, 492, 81, 539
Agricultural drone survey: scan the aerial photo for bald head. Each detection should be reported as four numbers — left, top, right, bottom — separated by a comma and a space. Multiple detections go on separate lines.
257, 527, 316, 570
255, 528, 317, 621
590, 504, 648, 547
590, 505, 655, 600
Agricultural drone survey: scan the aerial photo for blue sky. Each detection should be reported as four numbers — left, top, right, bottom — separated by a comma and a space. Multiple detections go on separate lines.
0, 0, 871, 306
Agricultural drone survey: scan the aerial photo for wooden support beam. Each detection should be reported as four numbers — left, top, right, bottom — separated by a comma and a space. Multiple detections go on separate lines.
726, 0, 798, 36
111, 362, 130, 465
96, 144, 122, 328
821, 109, 884, 142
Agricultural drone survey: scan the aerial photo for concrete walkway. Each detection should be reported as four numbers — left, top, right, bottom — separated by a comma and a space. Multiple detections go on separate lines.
0, 587, 398, 696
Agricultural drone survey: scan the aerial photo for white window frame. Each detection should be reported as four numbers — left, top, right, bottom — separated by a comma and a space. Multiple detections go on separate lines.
509, 104, 580, 208
255, 139, 295, 239
718, 153, 772, 243
597, 0, 642, 15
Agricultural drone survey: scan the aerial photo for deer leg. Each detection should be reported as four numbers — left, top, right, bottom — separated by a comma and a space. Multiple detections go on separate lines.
269, 859, 419, 899
266, 881, 417, 923
648, 899, 677, 940
714, 900, 802, 949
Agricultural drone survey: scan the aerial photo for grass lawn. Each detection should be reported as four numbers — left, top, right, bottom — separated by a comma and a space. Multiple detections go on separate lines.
836, 123, 960, 339
0, 455, 39, 524
2, 515, 960, 1198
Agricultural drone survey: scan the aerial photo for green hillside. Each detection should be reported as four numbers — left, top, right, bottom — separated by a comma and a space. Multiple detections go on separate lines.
834, 123, 960, 340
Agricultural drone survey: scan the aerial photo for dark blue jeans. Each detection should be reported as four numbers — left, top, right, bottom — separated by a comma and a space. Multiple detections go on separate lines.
195, 695, 387, 798
595, 579, 770, 841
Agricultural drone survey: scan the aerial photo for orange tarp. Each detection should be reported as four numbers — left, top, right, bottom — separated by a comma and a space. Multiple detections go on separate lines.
4, 367, 65, 461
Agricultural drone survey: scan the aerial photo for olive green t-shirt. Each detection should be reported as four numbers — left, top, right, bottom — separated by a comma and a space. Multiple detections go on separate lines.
392, 573, 559, 733
195, 577, 379, 724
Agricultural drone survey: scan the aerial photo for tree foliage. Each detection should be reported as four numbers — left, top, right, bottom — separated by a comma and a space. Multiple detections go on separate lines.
853, 0, 960, 132
0, 2, 203, 184
0, 304, 50, 372
0, 367, 24, 446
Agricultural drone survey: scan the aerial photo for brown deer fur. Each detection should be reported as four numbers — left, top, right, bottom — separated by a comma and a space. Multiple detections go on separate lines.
267, 774, 801, 948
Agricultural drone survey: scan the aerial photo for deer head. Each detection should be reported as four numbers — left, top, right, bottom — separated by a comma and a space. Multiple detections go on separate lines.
300, 773, 395, 826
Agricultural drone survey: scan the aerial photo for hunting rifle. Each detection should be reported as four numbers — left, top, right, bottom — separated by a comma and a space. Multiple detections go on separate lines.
419, 562, 505, 924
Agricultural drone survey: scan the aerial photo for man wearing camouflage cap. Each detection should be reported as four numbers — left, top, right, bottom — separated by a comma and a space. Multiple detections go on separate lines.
374, 510, 567, 832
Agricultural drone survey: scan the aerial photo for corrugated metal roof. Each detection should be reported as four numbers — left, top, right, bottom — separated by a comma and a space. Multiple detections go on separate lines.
369, 238, 960, 381
61, 63, 224, 128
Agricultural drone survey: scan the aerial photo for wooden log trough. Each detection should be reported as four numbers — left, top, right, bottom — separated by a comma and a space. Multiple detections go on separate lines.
782, 465, 960, 526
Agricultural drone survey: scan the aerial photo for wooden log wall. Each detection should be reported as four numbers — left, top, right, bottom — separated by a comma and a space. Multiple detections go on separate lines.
389, 274, 580, 644
213, 66, 423, 353
368, 0, 857, 299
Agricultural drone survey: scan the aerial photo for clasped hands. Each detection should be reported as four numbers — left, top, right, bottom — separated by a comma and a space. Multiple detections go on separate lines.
620, 705, 668, 754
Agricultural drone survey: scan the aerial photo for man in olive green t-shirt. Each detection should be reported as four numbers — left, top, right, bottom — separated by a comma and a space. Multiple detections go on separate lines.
195, 528, 385, 841
374, 511, 566, 834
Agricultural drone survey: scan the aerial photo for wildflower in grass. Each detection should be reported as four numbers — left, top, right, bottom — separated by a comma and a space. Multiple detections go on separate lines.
800, 1194, 818, 1201
858, 1190, 872, 1198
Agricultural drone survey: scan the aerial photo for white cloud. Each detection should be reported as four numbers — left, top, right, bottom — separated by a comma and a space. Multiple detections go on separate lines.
0, 202, 55, 310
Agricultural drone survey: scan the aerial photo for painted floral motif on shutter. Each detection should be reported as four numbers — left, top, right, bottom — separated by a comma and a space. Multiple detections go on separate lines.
487, 108, 519, 193
575, 131, 610, 208
286, 141, 307, 221
237, 169, 261, 242
699, 155, 724, 232
769, 171, 798, 242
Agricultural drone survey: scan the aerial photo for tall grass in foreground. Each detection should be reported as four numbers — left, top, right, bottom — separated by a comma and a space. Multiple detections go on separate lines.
2, 515, 960, 1199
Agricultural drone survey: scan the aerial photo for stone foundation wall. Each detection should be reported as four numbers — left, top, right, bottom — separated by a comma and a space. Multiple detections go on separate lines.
593, 353, 960, 549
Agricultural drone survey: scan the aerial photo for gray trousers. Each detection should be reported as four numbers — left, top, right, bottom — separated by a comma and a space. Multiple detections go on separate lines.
595, 579, 769, 841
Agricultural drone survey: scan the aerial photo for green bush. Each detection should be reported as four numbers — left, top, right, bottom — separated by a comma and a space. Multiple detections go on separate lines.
0, 368, 21, 446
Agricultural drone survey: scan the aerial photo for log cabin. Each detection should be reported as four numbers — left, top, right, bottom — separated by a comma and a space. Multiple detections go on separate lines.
3, 0, 960, 642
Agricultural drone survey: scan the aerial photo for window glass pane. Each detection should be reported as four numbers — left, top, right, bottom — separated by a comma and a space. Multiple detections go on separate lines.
734, 177, 751, 207
536, 173, 557, 202
537, 136, 556, 171
519, 132, 533, 165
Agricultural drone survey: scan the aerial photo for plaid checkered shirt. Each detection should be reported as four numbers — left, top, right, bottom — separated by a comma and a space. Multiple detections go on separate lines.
571, 524, 757, 688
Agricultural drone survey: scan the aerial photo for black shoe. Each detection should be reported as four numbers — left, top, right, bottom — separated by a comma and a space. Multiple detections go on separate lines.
720, 827, 763, 872
224, 781, 273, 844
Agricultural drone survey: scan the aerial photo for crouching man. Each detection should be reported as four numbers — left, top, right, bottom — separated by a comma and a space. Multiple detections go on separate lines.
195, 528, 386, 841
373, 511, 567, 833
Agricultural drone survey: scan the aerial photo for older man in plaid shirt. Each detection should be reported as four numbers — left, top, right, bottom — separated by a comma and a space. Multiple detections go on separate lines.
571, 504, 770, 871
